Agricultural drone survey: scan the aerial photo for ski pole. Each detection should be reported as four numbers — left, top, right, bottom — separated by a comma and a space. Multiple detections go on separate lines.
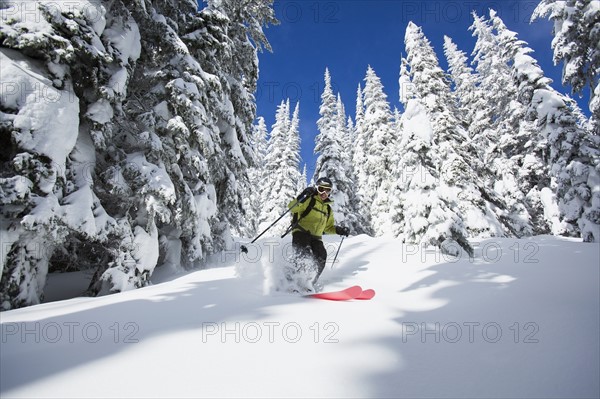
241, 196, 305, 253
331, 236, 345, 268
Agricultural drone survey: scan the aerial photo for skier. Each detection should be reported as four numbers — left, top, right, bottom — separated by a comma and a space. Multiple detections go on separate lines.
287, 176, 350, 291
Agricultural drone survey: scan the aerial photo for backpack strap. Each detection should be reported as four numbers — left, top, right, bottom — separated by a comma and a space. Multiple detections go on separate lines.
284, 196, 318, 238
291, 196, 317, 225
301, 196, 318, 220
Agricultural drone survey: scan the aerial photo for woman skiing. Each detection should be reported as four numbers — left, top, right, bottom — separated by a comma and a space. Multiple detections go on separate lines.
287, 176, 349, 291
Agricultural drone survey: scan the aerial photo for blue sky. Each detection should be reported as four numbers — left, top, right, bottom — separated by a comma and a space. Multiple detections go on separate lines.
255, 0, 589, 180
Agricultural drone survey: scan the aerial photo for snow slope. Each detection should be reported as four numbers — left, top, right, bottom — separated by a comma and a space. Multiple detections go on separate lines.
1, 235, 599, 398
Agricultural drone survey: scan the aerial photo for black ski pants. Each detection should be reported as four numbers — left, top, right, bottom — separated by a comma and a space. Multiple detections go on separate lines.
292, 231, 327, 283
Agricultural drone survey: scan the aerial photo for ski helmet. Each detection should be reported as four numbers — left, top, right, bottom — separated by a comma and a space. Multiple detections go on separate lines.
315, 176, 333, 189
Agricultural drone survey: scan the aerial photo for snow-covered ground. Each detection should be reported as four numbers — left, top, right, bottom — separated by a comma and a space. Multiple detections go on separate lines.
1, 235, 598, 398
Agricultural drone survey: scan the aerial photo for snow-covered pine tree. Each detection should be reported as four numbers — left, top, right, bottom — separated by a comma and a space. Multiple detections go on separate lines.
469, 12, 520, 159
398, 22, 524, 254
393, 58, 471, 254
360, 66, 396, 236
260, 100, 289, 231
396, 29, 471, 253
298, 164, 307, 193
0, 0, 136, 308
469, 12, 540, 236
0, 0, 276, 309
244, 117, 269, 236
82, 0, 205, 296
388, 104, 405, 237
193, 0, 277, 244
532, 0, 600, 135
337, 96, 368, 234
314, 68, 340, 180
495, 13, 600, 241
331, 94, 354, 225
346, 116, 356, 148
392, 98, 473, 255
353, 83, 366, 156
351, 83, 373, 234
313, 68, 353, 230
85, 0, 245, 295
259, 100, 302, 235
106, 0, 274, 292
285, 101, 303, 196
443, 35, 477, 128
483, 11, 556, 235
314, 69, 361, 232
404, 23, 462, 143
344, 109, 369, 234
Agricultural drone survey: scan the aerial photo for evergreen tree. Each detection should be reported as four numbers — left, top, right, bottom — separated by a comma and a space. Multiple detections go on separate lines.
351, 83, 372, 234
398, 24, 474, 252
353, 83, 366, 146
404, 23, 462, 143
395, 57, 473, 254
314, 68, 340, 180
0, 0, 276, 309
532, 0, 600, 134
314, 70, 361, 233
502, 15, 600, 241
285, 101, 303, 195
244, 117, 269, 236
336, 95, 366, 234
313, 69, 353, 231
346, 116, 356, 146
260, 100, 301, 235
443, 35, 477, 127
469, 12, 520, 156
1, 0, 141, 306
260, 100, 290, 232
469, 12, 540, 236
396, 22, 529, 254
360, 66, 396, 235
392, 98, 472, 255
297, 164, 307, 193
311, 69, 366, 234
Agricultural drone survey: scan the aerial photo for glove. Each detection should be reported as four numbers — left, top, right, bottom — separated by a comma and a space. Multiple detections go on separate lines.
335, 225, 350, 237
296, 186, 317, 202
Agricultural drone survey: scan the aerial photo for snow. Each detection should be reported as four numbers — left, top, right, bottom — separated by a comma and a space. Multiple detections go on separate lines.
107, 67, 129, 97
514, 51, 544, 83
195, 183, 217, 239
132, 222, 159, 274
0, 213, 21, 278
582, 167, 600, 241
532, 88, 566, 123
401, 99, 433, 144
153, 101, 170, 121
540, 187, 566, 235
126, 152, 177, 205
102, 19, 141, 64
86, 98, 114, 124
0, 48, 80, 172
1, 235, 598, 398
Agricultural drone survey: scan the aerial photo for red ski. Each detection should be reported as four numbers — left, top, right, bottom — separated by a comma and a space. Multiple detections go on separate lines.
305, 285, 362, 301
356, 288, 376, 300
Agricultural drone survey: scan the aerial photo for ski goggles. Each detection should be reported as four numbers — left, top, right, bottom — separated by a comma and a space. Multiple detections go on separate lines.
317, 185, 332, 194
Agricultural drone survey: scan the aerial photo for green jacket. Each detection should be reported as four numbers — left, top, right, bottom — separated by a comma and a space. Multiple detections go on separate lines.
288, 195, 336, 238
